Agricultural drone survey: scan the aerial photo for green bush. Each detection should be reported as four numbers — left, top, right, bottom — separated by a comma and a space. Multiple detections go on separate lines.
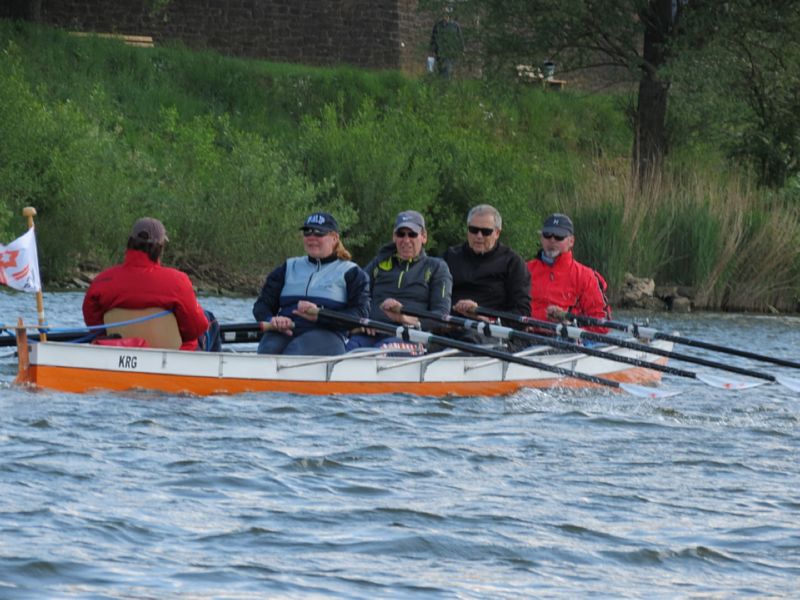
1, 20, 798, 311
296, 100, 440, 262
144, 108, 333, 286
0, 40, 132, 275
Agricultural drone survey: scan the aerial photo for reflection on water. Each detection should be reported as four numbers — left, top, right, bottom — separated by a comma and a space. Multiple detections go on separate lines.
1, 290, 798, 598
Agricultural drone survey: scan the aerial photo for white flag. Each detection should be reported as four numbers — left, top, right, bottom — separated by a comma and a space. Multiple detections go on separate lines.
0, 228, 42, 293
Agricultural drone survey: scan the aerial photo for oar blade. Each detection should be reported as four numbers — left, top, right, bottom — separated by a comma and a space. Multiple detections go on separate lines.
619, 383, 681, 399
775, 375, 800, 393
696, 373, 766, 390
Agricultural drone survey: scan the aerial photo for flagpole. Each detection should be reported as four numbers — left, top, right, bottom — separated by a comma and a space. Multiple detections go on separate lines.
22, 206, 46, 342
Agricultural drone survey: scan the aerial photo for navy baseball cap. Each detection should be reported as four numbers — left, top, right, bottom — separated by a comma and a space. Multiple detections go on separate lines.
541, 213, 574, 237
300, 212, 340, 233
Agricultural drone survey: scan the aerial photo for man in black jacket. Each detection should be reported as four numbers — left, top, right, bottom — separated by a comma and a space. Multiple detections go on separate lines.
429, 6, 464, 79
442, 204, 531, 344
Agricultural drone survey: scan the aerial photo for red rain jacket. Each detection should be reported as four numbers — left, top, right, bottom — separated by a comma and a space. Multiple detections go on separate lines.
82, 249, 208, 350
527, 250, 611, 334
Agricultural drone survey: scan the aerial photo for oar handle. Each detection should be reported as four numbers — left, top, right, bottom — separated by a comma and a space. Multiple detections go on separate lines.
563, 312, 656, 337
0, 329, 97, 346
316, 308, 623, 390
1, 322, 268, 348
401, 306, 697, 379
478, 307, 778, 383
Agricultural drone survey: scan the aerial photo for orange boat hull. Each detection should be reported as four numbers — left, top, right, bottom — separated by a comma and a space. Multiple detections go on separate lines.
27, 362, 665, 397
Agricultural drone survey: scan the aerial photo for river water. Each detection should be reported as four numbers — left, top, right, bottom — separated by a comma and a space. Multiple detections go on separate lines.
1, 291, 798, 598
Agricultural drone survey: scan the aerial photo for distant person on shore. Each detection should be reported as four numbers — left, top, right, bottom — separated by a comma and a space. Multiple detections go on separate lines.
253, 212, 370, 356
82, 217, 212, 351
429, 6, 464, 79
527, 213, 611, 333
346, 210, 452, 352
442, 204, 531, 344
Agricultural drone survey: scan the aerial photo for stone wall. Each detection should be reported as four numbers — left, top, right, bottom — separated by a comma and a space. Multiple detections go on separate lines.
13, 0, 433, 72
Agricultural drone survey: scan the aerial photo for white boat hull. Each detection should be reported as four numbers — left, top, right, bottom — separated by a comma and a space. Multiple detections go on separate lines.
16, 340, 674, 397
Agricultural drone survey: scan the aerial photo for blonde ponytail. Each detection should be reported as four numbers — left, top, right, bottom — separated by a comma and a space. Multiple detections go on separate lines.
334, 239, 352, 261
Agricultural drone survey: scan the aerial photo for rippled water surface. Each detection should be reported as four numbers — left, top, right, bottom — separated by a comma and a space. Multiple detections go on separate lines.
1, 291, 798, 598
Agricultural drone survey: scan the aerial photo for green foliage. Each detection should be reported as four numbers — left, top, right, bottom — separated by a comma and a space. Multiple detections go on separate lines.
0, 204, 11, 242
660, 198, 721, 287
419, 0, 646, 75
668, 0, 800, 188
0, 19, 797, 310
0, 39, 134, 274
144, 108, 328, 283
295, 100, 440, 262
569, 201, 626, 289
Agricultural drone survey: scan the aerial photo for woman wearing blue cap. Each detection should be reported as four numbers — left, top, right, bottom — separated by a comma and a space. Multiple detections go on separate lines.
253, 212, 370, 355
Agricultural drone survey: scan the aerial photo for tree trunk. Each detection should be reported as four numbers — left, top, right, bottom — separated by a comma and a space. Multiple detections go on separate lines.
633, 75, 669, 182
632, 0, 674, 183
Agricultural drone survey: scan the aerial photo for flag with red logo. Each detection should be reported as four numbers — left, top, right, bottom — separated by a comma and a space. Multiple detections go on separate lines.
0, 228, 42, 293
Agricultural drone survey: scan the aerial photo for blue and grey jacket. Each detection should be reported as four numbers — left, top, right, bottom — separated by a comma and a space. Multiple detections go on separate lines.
253, 254, 370, 337
364, 242, 452, 331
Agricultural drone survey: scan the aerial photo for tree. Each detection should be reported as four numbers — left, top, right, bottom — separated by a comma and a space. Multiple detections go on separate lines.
421, 1, 800, 188
671, 0, 800, 188
420, 0, 687, 182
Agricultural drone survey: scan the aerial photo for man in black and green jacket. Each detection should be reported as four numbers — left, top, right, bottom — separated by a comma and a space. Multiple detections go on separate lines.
347, 210, 452, 351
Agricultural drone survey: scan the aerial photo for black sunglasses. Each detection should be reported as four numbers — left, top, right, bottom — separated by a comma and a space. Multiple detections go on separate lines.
302, 228, 328, 238
468, 225, 495, 236
395, 229, 420, 238
542, 232, 567, 241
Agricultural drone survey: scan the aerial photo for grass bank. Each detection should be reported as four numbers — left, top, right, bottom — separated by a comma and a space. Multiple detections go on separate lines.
1, 20, 798, 311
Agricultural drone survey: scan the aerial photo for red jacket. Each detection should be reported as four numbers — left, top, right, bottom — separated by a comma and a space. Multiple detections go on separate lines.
527, 250, 611, 333
82, 249, 208, 350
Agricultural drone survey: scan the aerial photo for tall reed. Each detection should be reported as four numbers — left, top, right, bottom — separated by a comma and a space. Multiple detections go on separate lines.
568, 163, 800, 310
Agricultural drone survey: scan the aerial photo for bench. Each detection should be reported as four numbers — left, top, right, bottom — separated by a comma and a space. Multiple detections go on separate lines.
70, 32, 155, 48
515, 64, 567, 90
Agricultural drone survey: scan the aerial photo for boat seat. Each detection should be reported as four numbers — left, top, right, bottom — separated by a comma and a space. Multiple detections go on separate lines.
103, 307, 181, 350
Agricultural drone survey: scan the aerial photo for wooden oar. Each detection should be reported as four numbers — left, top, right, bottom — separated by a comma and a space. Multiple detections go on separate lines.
313, 308, 679, 398
562, 311, 800, 370
0, 322, 266, 347
395, 306, 763, 391
474, 307, 800, 393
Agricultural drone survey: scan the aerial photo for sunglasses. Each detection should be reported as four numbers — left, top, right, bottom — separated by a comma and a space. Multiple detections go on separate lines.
302, 228, 328, 238
541, 233, 567, 241
394, 229, 420, 238
468, 225, 495, 236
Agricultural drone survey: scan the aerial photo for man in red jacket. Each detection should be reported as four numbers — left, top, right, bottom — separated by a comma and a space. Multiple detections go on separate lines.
82, 217, 209, 350
527, 213, 611, 333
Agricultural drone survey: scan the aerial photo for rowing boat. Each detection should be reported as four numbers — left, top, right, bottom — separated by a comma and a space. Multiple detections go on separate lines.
15, 338, 672, 397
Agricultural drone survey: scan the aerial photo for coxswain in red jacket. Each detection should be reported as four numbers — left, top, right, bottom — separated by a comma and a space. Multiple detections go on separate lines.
82, 218, 209, 350
527, 213, 611, 334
